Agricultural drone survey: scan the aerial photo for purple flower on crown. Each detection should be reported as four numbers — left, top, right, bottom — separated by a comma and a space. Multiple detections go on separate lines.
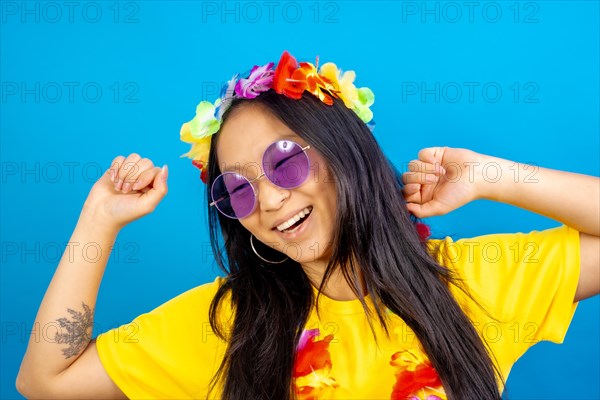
234, 62, 275, 99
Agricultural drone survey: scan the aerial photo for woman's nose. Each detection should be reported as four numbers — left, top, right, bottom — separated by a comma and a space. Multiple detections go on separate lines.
256, 176, 289, 211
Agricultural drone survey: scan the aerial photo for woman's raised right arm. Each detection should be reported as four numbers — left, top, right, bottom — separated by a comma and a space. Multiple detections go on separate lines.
16, 153, 168, 399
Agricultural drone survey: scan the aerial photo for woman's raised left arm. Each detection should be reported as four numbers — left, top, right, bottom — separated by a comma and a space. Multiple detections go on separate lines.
402, 147, 599, 301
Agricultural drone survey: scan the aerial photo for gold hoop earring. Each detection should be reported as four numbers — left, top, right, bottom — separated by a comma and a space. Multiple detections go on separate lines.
250, 233, 288, 264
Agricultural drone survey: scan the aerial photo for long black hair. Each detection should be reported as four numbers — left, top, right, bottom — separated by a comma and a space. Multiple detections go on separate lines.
206, 89, 506, 399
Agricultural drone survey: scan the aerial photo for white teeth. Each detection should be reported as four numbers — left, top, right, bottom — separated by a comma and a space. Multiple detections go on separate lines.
277, 207, 313, 232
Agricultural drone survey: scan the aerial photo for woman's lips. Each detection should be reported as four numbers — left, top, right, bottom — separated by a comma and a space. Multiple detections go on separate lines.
274, 207, 313, 240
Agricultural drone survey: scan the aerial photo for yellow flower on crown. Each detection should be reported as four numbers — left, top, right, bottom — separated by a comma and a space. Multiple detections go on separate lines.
319, 62, 375, 124
180, 99, 222, 182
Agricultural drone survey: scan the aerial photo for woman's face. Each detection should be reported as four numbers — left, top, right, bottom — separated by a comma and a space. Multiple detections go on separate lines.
216, 103, 337, 264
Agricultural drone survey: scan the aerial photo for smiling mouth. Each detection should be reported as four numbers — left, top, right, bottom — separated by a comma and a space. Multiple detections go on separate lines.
275, 206, 313, 233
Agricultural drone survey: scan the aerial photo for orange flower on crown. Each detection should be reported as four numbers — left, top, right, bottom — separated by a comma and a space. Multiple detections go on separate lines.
274, 51, 341, 105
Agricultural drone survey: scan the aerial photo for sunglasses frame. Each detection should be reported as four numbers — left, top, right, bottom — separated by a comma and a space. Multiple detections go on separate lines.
209, 140, 312, 219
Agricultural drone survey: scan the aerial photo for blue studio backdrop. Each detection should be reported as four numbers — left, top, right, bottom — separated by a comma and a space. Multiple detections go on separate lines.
1, 1, 599, 399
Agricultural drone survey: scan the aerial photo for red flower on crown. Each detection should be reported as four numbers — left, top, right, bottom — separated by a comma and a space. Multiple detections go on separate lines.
273, 51, 306, 99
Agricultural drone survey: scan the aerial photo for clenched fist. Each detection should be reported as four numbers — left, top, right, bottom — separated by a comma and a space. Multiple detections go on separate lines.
402, 147, 483, 218
80, 153, 168, 232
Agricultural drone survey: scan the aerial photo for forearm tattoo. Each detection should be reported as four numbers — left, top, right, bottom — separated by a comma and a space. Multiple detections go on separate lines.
54, 302, 95, 359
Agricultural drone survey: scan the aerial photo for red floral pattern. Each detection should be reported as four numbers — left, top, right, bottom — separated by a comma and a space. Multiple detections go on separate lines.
291, 327, 446, 399
293, 329, 338, 400
390, 348, 446, 400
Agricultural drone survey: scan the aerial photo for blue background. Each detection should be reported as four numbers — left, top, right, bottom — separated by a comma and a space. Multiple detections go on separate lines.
1, 1, 598, 398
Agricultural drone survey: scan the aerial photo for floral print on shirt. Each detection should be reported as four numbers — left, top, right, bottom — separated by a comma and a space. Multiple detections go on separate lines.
390, 347, 446, 400
293, 329, 338, 400
292, 328, 446, 399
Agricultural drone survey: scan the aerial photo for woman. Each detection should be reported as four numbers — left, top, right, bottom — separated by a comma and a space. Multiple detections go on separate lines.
16, 51, 599, 399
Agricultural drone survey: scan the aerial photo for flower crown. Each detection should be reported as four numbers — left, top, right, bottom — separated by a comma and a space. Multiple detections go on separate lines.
180, 50, 375, 183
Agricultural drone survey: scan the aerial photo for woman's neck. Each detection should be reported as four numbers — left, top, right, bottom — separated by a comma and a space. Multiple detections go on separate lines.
301, 259, 366, 301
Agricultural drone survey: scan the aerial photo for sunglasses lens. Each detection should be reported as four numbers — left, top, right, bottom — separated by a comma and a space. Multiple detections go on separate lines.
263, 140, 310, 189
211, 172, 256, 218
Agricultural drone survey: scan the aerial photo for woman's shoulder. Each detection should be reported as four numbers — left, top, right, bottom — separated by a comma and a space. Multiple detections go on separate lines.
175, 275, 228, 301
153, 275, 231, 315
425, 224, 579, 268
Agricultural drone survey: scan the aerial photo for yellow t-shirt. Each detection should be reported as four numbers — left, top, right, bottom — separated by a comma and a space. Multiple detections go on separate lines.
96, 224, 581, 399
